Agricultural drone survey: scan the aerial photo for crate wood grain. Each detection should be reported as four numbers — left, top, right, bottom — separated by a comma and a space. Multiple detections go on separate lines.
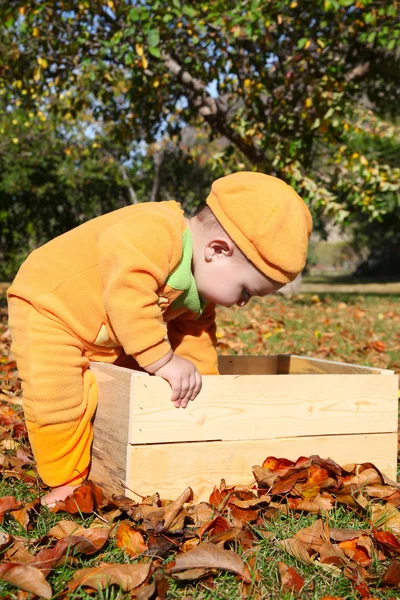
90, 355, 398, 500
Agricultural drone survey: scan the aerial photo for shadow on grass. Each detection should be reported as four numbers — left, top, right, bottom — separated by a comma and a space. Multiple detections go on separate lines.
305, 274, 400, 285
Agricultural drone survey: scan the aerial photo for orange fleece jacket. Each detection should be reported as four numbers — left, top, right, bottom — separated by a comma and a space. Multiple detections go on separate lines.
9, 201, 218, 373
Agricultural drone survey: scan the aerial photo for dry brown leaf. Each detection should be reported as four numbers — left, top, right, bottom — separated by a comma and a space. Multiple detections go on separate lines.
146, 487, 193, 530
329, 528, 370, 542
10, 499, 40, 530
68, 561, 151, 592
287, 494, 334, 512
166, 541, 250, 582
190, 502, 215, 527
278, 538, 316, 565
0, 531, 11, 551
382, 560, 400, 587
344, 467, 382, 488
0, 496, 22, 522
319, 541, 349, 567
278, 561, 304, 594
31, 529, 110, 576
292, 518, 329, 551
0, 562, 52, 599
371, 504, 400, 536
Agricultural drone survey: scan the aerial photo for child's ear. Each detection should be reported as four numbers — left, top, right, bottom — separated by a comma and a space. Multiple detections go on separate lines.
205, 238, 234, 261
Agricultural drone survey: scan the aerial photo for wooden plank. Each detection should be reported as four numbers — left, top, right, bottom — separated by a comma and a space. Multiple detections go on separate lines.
126, 433, 398, 501
278, 354, 394, 375
218, 355, 278, 374
89, 362, 148, 495
129, 373, 398, 444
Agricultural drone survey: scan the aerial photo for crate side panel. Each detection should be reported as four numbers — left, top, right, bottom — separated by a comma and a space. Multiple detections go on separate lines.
126, 433, 397, 501
90, 362, 133, 495
129, 374, 398, 444
278, 355, 394, 375
218, 355, 278, 374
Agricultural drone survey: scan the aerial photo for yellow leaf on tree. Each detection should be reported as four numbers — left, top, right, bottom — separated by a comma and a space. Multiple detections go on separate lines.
135, 44, 144, 58
37, 57, 48, 69
12, 138, 19, 144
305, 97, 312, 108
33, 67, 41, 82
142, 56, 149, 69
244, 79, 251, 89
32, 27, 39, 38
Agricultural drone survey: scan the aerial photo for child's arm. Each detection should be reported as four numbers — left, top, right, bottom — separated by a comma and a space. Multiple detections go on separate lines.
167, 303, 219, 375
145, 349, 202, 408
98, 208, 182, 368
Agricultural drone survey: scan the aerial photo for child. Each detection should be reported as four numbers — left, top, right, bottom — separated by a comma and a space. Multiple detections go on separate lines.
7, 171, 312, 505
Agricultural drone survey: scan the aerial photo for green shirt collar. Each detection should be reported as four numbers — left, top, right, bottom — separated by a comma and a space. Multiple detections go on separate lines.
166, 228, 205, 316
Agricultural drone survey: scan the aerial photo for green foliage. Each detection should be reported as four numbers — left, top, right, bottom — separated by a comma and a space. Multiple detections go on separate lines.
0, 106, 133, 279
0, 1, 399, 275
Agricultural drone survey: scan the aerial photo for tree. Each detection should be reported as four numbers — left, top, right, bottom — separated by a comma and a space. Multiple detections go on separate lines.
0, 1, 399, 273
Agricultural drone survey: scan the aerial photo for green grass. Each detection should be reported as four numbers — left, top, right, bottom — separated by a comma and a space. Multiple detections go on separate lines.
1, 291, 400, 598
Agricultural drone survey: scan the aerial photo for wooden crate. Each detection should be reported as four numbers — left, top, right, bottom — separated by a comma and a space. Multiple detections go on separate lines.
90, 355, 398, 500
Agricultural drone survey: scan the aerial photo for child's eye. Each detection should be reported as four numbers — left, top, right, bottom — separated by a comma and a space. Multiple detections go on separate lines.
242, 288, 250, 300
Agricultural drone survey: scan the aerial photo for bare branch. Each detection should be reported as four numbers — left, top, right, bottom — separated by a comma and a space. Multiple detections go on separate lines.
120, 163, 138, 204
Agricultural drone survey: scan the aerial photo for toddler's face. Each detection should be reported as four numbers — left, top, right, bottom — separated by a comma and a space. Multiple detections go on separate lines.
195, 249, 284, 308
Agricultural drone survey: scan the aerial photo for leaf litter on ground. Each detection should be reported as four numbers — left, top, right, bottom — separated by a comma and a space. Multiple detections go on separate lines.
1, 295, 400, 598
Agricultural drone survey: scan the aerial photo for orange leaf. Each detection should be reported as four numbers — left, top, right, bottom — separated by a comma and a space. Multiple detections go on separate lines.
116, 522, 147, 557
278, 562, 304, 593
374, 529, 400, 554
262, 456, 295, 472
51, 481, 105, 514
0, 496, 22, 522
301, 465, 330, 500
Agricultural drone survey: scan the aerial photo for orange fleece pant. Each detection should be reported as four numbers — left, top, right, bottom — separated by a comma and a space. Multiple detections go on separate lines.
8, 297, 98, 487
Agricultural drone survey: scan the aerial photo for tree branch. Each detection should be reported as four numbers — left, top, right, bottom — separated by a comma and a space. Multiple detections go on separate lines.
162, 53, 266, 165
120, 163, 138, 204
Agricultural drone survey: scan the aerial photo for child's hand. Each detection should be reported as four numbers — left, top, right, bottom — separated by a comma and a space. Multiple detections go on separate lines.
154, 354, 202, 408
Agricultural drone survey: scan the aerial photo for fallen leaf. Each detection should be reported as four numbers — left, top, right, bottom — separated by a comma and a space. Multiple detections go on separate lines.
68, 561, 151, 592
371, 504, 400, 535
51, 481, 105, 514
300, 465, 330, 499
373, 529, 400, 555
31, 529, 110, 576
197, 515, 231, 540
278, 561, 304, 593
166, 541, 250, 582
278, 538, 316, 565
116, 522, 148, 557
329, 528, 370, 542
0, 531, 11, 551
0, 563, 52, 599
0, 496, 22, 522
146, 487, 192, 530
382, 560, 400, 587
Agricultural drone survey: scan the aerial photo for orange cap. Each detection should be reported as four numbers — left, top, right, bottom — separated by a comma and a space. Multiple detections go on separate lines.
206, 171, 312, 284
